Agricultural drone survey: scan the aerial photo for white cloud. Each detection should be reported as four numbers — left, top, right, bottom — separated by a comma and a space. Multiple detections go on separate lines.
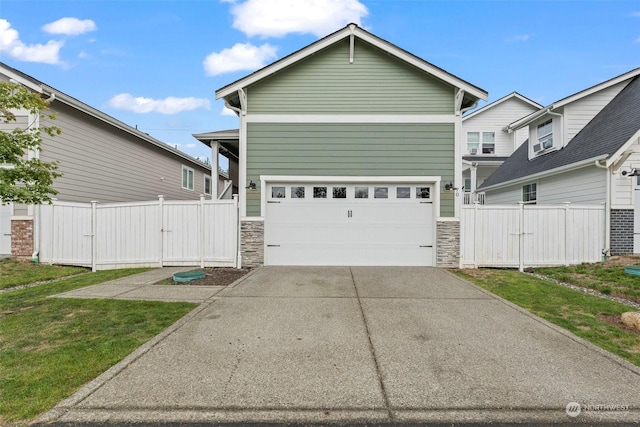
636, 37, 640, 44
42, 17, 97, 36
203, 42, 277, 76
630, 12, 640, 17
107, 93, 211, 114
0, 19, 63, 64
221, 105, 238, 116
506, 34, 531, 42
227, 0, 368, 38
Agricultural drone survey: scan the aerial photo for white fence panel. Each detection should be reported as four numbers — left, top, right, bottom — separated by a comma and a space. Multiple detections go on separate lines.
204, 201, 238, 264
461, 204, 605, 268
96, 201, 162, 269
163, 201, 202, 265
37, 197, 238, 270
40, 202, 93, 266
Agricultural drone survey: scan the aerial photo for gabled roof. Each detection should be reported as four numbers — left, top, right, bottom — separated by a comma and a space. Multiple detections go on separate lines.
505, 67, 640, 131
480, 76, 640, 191
463, 92, 542, 121
0, 61, 210, 171
216, 23, 487, 105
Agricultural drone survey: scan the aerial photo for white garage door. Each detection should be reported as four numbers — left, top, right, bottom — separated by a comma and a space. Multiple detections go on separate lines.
264, 182, 435, 266
0, 203, 11, 255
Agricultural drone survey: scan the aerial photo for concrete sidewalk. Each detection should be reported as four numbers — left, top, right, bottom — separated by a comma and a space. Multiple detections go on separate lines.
41, 266, 640, 425
52, 267, 228, 303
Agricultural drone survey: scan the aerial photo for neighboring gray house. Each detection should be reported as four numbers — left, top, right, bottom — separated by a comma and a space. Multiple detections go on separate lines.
0, 62, 223, 257
480, 68, 640, 255
461, 92, 541, 204
211, 23, 487, 268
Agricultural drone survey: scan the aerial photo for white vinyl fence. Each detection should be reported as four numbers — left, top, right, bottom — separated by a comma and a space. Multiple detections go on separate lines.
461, 203, 606, 269
38, 196, 238, 271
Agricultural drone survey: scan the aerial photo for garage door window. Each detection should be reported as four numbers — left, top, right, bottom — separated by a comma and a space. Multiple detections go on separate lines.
291, 187, 305, 198
397, 187, 410, 199
416, 187, 431, 199
374, 187, 388, 198
313, 187, 327, 198
355, 187, 369, 198
333, 187, 347, 199
272, 187, 286, 198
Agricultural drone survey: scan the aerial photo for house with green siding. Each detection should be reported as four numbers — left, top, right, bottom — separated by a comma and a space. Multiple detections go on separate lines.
209, 24, 487, 268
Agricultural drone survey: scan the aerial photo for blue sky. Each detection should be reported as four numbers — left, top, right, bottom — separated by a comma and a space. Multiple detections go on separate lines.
1, 0, 639, 166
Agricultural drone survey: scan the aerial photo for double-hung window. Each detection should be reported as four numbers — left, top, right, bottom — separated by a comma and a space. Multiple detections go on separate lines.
467, 131, 495, 154
537, 119, 553, 150
182, 166, 194, 191
522, 183, 537, 204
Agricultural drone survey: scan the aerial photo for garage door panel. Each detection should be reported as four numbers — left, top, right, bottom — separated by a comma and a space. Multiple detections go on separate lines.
264, 182, 435, 266
267, 243, 433, 266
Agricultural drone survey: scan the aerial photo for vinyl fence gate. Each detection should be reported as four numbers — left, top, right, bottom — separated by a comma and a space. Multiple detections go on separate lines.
38, 196, 239, 271
461, 203, 606, 269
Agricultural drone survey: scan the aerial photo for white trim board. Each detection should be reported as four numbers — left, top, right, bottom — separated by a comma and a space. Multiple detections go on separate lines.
245, 114, 456, 124
216, 24, 487, 101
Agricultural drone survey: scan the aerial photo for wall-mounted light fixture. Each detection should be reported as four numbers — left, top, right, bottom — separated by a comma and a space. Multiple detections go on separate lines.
444, 182, 458, 191
622, 169, 640, 177
246, 180, 257, 190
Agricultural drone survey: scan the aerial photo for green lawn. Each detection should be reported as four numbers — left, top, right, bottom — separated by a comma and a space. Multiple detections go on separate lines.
455, 269, 640, 368
0, 269, 196, 424
0, 258, 87, 290
535, 262, 640, 301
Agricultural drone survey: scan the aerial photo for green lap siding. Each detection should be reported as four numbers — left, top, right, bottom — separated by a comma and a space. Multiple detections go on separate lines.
247, 39, 454, 115
246, 123, 454, 217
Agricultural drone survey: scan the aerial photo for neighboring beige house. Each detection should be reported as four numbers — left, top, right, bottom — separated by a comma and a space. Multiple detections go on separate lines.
461, 92, 541, 204
0, 62, 223, 257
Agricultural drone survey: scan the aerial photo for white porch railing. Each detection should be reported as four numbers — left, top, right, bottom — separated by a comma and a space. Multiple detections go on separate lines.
463, 192, 485, 205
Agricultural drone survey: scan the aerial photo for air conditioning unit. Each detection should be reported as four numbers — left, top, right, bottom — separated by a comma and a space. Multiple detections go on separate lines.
470, 148, 478, 155
534, 136, 554, 153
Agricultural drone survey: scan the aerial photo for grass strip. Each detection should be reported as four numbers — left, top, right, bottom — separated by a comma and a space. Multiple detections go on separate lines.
0, 259, 87, 290
535, 263, 640, 301
454, 269, 640, 367
0, 268, 196, 424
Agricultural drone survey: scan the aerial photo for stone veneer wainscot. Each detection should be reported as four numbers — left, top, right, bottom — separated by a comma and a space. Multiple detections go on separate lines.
436, 218, 460, 268
241, 220, 264, 268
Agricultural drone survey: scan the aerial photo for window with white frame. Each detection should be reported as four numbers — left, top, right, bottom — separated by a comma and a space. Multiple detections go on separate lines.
536, 119, 553, 151
522, 183, 537, 204
467, 131, 495, 154
182, 166, 194, 191
204, 175, 212, 195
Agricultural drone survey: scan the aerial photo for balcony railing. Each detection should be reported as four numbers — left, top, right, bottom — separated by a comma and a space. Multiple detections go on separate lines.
463, 192, 485, 205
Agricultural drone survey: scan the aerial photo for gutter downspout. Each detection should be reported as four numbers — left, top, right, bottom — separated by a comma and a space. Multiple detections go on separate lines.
594, 160, 610, 257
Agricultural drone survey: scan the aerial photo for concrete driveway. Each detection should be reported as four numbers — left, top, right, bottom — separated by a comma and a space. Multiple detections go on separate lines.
43, 267, 640, 425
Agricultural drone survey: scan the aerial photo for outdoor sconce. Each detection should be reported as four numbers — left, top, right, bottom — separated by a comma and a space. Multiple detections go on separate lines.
622, 169, 640, 177
444, 182, 458, 191
246, 180, 257, 190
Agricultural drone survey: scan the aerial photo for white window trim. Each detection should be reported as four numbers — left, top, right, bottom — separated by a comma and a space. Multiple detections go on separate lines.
182, 165, 195, 191
522, 182, 538, 204
204, 175, 212, 195
466, 131, 496, 155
